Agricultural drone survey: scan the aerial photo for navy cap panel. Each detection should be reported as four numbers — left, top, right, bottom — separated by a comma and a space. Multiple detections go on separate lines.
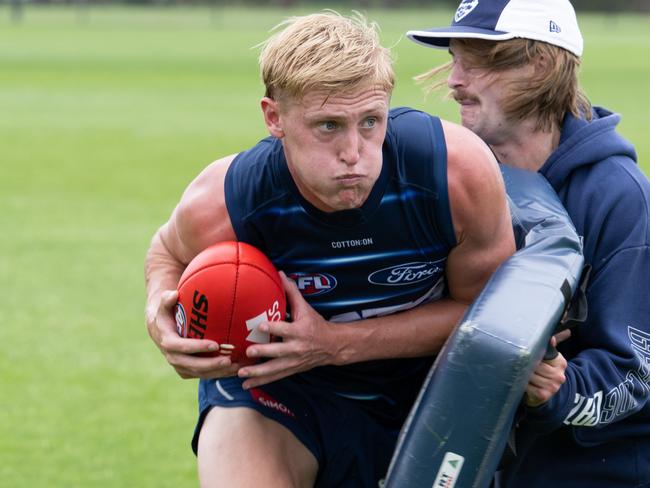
452, 0, 512, 28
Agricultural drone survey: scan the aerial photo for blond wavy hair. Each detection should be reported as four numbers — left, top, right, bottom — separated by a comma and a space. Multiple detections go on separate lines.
418, 38, 591, 131
259, 11, 394, 101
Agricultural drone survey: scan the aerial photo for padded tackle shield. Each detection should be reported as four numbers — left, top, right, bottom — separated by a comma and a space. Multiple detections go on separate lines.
384, 166, 584, 488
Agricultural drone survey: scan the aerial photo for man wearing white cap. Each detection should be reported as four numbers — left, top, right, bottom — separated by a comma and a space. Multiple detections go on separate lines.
407, 1, 650, 486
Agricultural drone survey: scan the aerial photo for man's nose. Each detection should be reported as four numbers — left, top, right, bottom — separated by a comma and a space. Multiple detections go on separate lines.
447, 60, 467, 90
339, 129, 361, 165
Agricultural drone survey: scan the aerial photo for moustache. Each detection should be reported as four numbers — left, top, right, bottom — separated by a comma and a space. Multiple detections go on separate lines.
452, 90, 478, 104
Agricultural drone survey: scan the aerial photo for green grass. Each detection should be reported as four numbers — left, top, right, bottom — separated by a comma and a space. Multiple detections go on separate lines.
1, 6, 648, 487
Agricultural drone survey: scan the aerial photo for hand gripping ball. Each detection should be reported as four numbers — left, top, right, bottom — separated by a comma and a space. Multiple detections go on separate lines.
174, 241, 286, 365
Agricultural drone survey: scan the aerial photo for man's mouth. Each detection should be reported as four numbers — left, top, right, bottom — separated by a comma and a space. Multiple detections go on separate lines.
455, 96, 478, 106
336, 174, 363, 184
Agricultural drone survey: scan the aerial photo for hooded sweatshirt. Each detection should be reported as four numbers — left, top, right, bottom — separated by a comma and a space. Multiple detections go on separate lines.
528, 107, 650, 445
502, 107, 650, 487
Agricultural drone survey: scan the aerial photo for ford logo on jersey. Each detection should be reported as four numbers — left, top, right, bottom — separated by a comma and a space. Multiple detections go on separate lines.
368, 261, 444, 286
288, 272, 337, 296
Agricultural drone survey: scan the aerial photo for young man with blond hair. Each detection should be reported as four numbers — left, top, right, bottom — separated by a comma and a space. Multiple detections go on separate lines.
145, 11, 515, 487
408, 1, 650, 486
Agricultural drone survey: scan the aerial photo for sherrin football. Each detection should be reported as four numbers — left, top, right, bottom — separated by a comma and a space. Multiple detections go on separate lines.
174, 241, 286, 365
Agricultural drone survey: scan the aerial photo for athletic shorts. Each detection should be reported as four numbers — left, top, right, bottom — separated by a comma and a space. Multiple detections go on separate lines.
192, 375, 406, 488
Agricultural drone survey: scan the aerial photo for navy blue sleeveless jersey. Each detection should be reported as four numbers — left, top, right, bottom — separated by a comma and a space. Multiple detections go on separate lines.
224, 107, 455, 415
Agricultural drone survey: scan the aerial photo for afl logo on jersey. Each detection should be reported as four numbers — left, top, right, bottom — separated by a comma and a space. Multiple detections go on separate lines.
288, 272, 337, 296
369, 261, 443, 286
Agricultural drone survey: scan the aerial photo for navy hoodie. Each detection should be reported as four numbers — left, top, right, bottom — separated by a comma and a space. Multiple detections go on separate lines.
502, 107, 650, 486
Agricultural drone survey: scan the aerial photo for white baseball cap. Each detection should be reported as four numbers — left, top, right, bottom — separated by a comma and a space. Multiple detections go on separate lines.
407, 0, 583, 57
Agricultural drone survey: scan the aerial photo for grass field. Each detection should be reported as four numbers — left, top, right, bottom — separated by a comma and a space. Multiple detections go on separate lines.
1, 5, 648, 487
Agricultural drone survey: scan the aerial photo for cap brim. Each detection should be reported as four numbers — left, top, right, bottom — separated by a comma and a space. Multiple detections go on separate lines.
406, 26, 514, 49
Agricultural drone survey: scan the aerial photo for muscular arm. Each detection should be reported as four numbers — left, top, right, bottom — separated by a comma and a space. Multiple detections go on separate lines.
240, 122, 515, 386
442, 121, 516, 303
144, 155, 239, 378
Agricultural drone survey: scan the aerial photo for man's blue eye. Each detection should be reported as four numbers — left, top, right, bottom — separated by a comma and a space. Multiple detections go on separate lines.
364, 117, 377, 128
320, 121, 337, 131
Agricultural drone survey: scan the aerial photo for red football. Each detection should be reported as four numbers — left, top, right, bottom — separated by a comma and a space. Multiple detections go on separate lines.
174, 241, 286, 365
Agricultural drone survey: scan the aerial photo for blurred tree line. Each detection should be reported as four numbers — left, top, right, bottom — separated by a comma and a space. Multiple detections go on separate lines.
7, 0, 650, 11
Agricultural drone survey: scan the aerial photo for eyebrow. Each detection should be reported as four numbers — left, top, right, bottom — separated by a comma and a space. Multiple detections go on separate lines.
307, 103, 387, 120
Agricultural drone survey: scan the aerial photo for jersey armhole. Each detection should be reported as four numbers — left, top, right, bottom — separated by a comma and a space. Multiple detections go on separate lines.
430, 117, 456, 248
224, 153, 249, 242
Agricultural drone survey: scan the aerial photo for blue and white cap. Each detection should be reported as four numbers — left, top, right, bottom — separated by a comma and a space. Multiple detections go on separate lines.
407, 0, 583, 56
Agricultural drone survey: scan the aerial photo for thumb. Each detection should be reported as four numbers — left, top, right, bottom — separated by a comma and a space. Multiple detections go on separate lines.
161, 289, 179, 309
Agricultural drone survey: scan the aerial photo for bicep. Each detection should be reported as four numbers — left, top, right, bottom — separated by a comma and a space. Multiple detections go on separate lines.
160, 155, 238, 266
443, 123, 515, 304
445, 205, 514, 304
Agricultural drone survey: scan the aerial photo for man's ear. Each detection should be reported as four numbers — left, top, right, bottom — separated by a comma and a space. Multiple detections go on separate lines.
533, 53, 550, 75
261, 97, 284, 139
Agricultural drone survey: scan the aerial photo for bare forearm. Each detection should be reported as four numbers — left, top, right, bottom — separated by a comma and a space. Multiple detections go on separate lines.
332, 298, 467, 364
239, 278, 471, 389
144, 228, 185, 324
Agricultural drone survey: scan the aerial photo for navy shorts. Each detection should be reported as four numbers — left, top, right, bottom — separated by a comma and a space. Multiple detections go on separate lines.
192, 375, 407, 488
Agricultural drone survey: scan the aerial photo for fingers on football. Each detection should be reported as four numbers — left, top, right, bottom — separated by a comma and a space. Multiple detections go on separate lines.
263, 320, 291, 338
245, 340, 287, 360
160, 333, 219, 355
172, 354, 237, 379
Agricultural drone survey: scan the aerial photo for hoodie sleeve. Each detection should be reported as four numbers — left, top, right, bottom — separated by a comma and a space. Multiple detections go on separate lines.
522, 159, 650, 440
